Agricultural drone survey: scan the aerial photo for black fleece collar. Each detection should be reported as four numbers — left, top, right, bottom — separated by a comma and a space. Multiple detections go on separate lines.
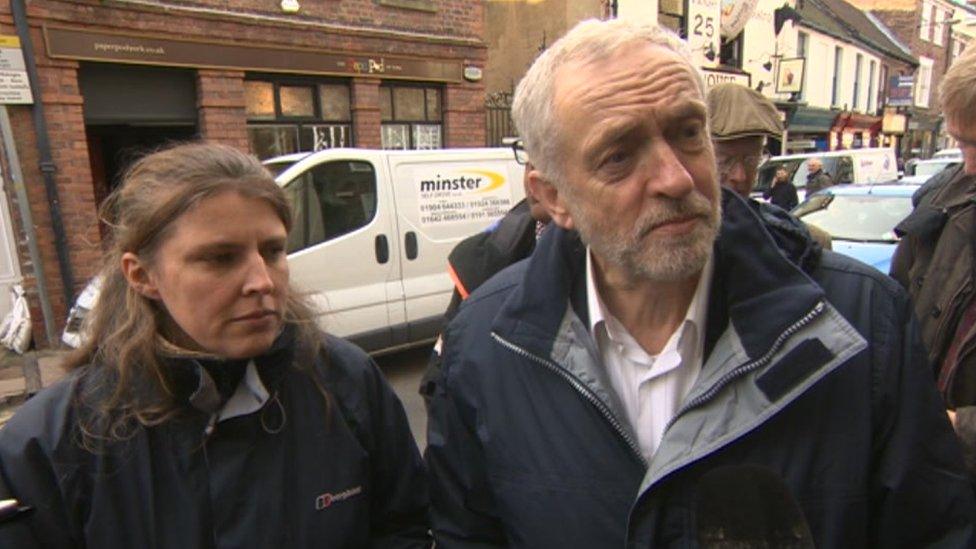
164, 325, 296, 415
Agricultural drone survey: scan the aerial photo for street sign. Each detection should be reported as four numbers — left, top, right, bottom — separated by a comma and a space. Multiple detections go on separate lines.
0, 35, 31, 104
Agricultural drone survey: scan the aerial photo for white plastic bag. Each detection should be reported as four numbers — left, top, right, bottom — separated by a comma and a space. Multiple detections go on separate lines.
0, 285, 31, 354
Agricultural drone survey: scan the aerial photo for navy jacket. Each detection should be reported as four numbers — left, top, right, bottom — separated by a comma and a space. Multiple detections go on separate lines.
425, 190, 975, 548
0, 331, 430, 548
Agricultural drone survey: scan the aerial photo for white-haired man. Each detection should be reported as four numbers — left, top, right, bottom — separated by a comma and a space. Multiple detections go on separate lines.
892, 44, 976, 475
425, 19, 974, 547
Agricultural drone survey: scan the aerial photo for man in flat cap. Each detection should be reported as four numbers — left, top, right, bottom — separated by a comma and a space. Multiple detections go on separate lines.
708, 83, 830, 248
707, 83, 783, 197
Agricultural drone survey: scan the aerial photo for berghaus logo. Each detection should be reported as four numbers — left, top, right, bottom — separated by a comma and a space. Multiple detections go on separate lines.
315, 485, 363, 510
419, 170, 505, 193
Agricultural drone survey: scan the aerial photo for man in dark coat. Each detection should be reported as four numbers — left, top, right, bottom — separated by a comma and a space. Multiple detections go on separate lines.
805, 158, 834, 195
891, 44, 976, 475
425, 18, 974, 548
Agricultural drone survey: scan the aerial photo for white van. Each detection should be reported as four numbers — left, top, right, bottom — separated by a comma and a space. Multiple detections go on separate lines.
277, 148, 525, 354
754, 148, 898, 201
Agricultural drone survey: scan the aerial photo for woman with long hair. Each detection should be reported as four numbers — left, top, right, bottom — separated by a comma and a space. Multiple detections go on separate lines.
0, 142, 429, 547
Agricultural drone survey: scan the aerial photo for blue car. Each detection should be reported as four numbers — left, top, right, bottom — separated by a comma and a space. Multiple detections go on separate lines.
792, 183, 920, 273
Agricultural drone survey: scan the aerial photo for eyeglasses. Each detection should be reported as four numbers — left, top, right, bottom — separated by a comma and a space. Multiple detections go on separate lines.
507, 138, 529, 165
716, 153, 769, 175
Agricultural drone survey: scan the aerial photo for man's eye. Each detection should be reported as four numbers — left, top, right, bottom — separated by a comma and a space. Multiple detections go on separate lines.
600, 150, 632, 168
678, 122, 704, 142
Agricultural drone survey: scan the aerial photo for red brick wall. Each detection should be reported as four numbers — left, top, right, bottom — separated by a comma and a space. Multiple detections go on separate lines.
873, 7, 952, 111
0, 1, 488, 346
0, 16, 101, 345
444, 82, 486, 148
352, 78, 382, 148
197, 70, 249, 151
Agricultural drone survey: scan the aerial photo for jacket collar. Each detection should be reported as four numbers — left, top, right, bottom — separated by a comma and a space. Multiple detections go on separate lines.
491, 189, 825, 364
163, 325, 295, 416
896, 165, 976, 239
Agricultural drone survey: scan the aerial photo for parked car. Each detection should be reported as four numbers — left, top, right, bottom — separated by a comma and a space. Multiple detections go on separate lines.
933, 148, 962, 160
792, 183, 920, 273
63, 147, 527, 353
900, 158, 961, 184
754, 147, 898, 203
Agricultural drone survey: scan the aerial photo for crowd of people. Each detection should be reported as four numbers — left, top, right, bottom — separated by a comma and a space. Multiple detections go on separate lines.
1, 17, 975, 548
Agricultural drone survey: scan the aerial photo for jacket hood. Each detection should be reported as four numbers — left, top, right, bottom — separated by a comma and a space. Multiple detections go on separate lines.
491, 189, 824, 363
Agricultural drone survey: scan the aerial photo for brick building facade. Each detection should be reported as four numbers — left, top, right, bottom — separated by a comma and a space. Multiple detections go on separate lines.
0, 0, 487, 345
847, 0, 967, 156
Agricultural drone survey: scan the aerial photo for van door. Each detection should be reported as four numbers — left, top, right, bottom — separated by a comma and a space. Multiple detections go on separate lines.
386, 152, 524, 343
282, 157, 404, 352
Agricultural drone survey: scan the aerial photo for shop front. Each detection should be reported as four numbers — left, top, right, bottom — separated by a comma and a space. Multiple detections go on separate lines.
785, 106, 836, 152
830, 111, 882, 150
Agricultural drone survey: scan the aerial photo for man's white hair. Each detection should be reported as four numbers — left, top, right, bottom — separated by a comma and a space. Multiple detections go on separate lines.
511, 18, 700, 187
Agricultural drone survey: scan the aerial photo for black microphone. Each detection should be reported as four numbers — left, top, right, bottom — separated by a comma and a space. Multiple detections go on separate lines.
695, 464, 815, 548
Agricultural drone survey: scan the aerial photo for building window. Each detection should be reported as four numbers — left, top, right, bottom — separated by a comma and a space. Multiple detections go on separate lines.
832, 47, 843, 107
920, 2, 931, 42
720, 33, 744, 69
933, 6, 946, 46
916, 57, 934, 108
380, 84, 442, 150
853, 54, 862, 110
867, 60, 876, 113
796, 33, 808, 101
245, 78, 353, 160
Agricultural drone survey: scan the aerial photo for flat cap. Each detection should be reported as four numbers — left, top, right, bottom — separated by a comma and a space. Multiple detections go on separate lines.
707, 83, 784, 141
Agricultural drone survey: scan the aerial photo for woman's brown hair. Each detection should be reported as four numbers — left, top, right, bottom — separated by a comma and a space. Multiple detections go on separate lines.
66, 142, 324, 447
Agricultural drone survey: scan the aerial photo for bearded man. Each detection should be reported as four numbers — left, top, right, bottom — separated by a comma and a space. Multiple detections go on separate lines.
424, 18, 973, 548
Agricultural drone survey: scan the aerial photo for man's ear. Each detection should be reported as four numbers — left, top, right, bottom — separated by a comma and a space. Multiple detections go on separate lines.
527, 169, 575, 231
121, 252, 161, 300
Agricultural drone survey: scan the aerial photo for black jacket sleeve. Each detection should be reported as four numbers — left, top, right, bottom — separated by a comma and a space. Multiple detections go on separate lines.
425, 327, 507, 548
0, 380, 82, 548
326, 339, 432, 549
869, 292, 976, 547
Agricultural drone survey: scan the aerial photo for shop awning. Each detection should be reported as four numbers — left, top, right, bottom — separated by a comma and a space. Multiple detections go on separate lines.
787, 106, 837, 134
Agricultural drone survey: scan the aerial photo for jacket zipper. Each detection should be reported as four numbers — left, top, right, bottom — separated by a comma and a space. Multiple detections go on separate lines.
625, 301, 827, 544
491, 332, 647, 466
664, 300, 825, 433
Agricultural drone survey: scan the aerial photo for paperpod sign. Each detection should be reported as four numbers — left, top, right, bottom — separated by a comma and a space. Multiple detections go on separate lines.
721, 0, 760, 38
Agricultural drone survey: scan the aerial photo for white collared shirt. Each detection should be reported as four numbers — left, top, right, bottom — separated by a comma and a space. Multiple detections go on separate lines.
586, 251, 713, 462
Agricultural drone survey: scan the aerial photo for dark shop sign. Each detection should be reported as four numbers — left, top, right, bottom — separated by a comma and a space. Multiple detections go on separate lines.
43, 26, 462, 83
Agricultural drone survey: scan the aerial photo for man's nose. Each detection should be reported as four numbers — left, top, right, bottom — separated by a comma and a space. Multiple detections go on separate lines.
644, 144, 695, 198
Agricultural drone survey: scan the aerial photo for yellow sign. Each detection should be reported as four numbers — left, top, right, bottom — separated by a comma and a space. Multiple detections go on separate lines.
0, 36, 20, 49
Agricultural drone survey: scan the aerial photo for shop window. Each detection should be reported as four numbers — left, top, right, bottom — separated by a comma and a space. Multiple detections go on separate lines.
831, 47, 843, 108
284, 160, 377, 252
246, 77, 353, 159
245, 81, 275, 120
380, 84, 442, 149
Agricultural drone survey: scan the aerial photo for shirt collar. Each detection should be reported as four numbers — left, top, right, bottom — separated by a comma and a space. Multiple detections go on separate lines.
586, 248, 714, 352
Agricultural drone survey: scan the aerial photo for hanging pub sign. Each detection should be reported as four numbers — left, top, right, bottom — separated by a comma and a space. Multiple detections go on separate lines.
720, 0, 760, 38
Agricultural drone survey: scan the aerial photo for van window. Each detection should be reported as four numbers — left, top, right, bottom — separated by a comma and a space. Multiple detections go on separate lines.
284, 160, 378, 252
